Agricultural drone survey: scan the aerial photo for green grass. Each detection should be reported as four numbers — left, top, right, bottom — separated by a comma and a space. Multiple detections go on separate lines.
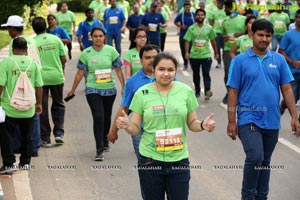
0, 12, 85, 49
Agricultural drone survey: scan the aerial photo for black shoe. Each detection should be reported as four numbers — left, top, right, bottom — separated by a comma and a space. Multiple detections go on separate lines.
95, 151, 104, 161
32, 152, 39, 157
216, 64, 221, 68
40, 140, 51, 148
222, 93, 228, 104
0, 165, 18, 174
103, 145, 111, 152
18, 163, 31, 170
55, 136, 64, 144
68, 52, 72, 60
204, 90, 213, 101
195, 92, 200, 98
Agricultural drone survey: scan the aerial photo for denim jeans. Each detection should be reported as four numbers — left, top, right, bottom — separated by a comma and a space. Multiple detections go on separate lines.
148, 37, 161, 49
271, 35, 282, 52
106, 34, 122, 55
131, 129, 143, 159
86, 93, 116, 152
238, 123, 279, 200
160, 33, 167, 51
215, 33, 224, 65
138, 155, 190, 200
40, 84, 65, 142
179, 36, 191, 67
15, 113, 40, 154
0, 116, 34, 166
281, 73, 300, 110
189, 58, 212, 94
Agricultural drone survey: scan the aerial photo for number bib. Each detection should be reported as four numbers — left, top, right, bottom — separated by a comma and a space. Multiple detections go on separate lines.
95, 69, 112, 83
149, 23, 158, 32
156, 128, 183, 152
195, 40, 206, 49
109, 16, 118, 24
274, 21, 283, 28
88, 31, 92, 41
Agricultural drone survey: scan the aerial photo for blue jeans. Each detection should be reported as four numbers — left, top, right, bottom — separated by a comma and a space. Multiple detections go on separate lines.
131, 129, 143, 159
179, 36, 191, 66
238, 123, 279, 200
190, 58, 212, 94
281, 73, 300, 110
106, 34, 122, 55
215, 33, 224, 65
148, 37, 161, 49
271, 35, 282, 52
15, 113, 40, 154
138, 155, 190, 200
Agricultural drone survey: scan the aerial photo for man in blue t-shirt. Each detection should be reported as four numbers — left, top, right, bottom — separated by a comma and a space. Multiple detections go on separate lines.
279, 9, 300, 116
126, 3, 143, 41
76, 8, 106, 51
227, 19, 300, 200
141, 2, 166, 48
103, 0, 126, 55
174, 1, 195, 70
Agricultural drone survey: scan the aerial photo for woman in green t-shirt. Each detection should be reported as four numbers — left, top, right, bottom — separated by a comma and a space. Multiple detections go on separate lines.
230, 15, 256, 58
117, 52, 216, 199
123, 27, 149, 79
66, 27, 125, 161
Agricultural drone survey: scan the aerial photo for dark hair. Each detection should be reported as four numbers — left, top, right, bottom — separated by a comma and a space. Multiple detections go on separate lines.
245, 15, 256, 33
129, 27, 148, 49
47, 14, 56, 21
183, 1, 192, 7
224, 0, 234, 8
139, 44, 160, 59
32, 17, 47, 34
85, 8, 94, 14
195, 8, 206, 16
251, 19, 274, 34
153, 52, 179, 70
295, 9, 300, 17
90, 27, 106, 36
12, 37, 27, 50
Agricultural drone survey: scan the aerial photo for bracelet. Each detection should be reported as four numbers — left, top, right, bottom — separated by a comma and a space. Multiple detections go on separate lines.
200, 120, 204, 130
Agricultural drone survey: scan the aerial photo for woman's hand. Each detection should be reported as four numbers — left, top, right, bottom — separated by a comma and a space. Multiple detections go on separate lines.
116, 110, 129, 129
202, 113, 216, 132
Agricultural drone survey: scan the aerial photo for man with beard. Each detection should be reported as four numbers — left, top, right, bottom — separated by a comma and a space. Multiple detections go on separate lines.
227, 19, 300, 200
279, 9, 300, 116
221, 0, 246, 104
184, 8, 218, 100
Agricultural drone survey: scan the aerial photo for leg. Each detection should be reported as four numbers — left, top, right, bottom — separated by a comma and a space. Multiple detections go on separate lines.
256, 129, 279, 200
50, 84, 65, 138
67, 35, 72, 59
19, 116, 34, 165
179, 36, 188, 67
14, 126, 21, 153
106, 34, 113, 47
200, 58, 213, 94
271, 35, 279, 52
280, 73, 300, 113
32, 114, 41, 155
238, 124, 264, 199
215, 33, 224, 67
160, 33, 167, 51
102, 94, 116, 147
115, 34, 122, 56
40, 86, 51, 143
0, 116, 17, 166
222, 50, 231, 104
167, 159, 190, 200
189, 58, 201, 96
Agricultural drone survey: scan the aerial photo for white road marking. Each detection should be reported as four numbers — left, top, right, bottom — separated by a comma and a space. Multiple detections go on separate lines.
181, 70, 190, 76
13, 171, 33, 200
278, 138, 300, 154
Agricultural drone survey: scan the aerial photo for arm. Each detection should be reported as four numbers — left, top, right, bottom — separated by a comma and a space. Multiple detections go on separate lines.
184, 40, 190, 60
66, 69, 85, 98
72, 21, 76, 35
115, 67, 125, 95
125, 65, 132, 80
227, 87, 239, 140
120, 19, 126, 33
35, 87, 43, 114
117, 110, 143, 135
230, 43, 238, 59
210, 39, 219, 61
280, 83, 300, 137
77, 35, 84, 51
107, 105, 130, 143
187, 111, 215, 132
60, 55, 67, 66
0, 86, 3, 102
278, 48, 300, 68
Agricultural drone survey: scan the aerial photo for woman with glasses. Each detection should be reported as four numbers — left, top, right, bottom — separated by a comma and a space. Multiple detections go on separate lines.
123, 27, 149, 79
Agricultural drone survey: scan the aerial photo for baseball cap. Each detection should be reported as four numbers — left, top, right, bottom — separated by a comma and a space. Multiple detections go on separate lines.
1, 15, 24, 27
151, 2, 158, 7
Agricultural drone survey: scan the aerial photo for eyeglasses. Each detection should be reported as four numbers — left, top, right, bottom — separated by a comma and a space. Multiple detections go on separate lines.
136, 35, 147, 39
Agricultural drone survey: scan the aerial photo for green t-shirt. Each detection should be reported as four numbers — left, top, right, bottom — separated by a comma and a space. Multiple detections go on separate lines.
222, 15, 246, 51
118, 1, 130, 18
184, 23, 217, 59
130, 82, 199, 162
89, 0, 103, 11
123, 48, 142, 75
159, 10, 169, 33
79, 45, 119, 90
0, 55, 43, 118
210, 8, 226, 34
34, 33, 66, 86
56, 10, 76, 35
234, 34, 253, 53
268, 12, 290, 36
139, 5, 147, 14
96, 4, 111, 21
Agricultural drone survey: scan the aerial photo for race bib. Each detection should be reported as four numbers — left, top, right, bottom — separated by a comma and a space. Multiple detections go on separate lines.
217, 19, 223, 26
274, 21, 283, 28
109, 16, 118, 24
88, 31, 92, 41
95, 69, 112, 83
227, 34, 235, 44
195, 40, 206, 49
149, 23, 158, 32
156, 128, 183, 152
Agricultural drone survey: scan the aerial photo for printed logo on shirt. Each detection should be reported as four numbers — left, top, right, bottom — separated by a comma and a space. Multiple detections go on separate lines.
90, 59, 98, 63
141, 89, 149, 95
268, 64, 277, 68
152, 105, 165, 116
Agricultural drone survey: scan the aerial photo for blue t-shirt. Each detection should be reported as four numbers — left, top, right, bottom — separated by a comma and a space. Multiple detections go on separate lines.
227, 48, 294, 129
103, 6, 126, 35
279, 29, 300, 74
76, 19, 106, 49
141, 12, 165, 39
121, 69, 154, 108
174, 12, 195, 37
126, 14, 144, 39
46, 26, 71, 40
